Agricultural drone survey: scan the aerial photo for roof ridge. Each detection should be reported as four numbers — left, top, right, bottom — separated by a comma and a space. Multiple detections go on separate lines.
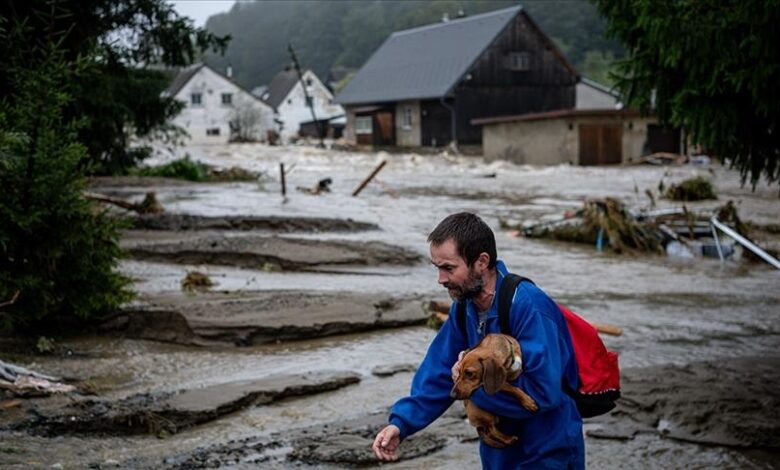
392, 4, 522, 37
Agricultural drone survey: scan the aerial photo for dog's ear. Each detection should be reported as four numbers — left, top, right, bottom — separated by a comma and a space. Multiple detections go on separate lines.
482, 357, 507, 395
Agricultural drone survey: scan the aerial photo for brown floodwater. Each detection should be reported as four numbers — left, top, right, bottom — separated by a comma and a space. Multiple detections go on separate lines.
2, 144, 778, 469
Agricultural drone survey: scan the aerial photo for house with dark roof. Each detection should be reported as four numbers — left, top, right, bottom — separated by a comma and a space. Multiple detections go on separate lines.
335, 5, 578, 148
164, 63, 275, 144
258, 68, 344, 141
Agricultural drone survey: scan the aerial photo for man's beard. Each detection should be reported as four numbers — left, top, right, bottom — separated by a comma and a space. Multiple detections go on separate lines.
444, 268, 484, 302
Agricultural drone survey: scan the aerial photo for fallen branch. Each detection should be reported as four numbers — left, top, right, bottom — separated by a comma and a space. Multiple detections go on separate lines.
352, 160, 387, 197
0, 290, 20, 310
0, 360, 76, 397
84, 191, 164, 214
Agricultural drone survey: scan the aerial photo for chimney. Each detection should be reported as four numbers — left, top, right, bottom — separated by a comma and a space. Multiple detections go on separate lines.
441, 12, 449, 22
226, 64, 233, 78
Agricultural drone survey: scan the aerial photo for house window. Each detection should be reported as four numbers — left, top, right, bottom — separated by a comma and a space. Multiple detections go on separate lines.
355, 116, 372, 135
206, 128, 221, 136
221, 93, 232, 105
305, 78, 313, 87
507, 52, 530, 71
401, 107, 413, 130
190, 93, 202, 105
305, 96, 314, 107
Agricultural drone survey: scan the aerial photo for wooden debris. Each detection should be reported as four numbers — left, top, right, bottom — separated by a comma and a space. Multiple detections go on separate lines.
0, 360, 76, 397
352, 160, 387, 197
181, 271, 214, 292
84, 191, 164, 214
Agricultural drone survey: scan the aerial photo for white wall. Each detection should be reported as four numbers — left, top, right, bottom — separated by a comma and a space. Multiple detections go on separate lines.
276, 70, 344, 140
173, 67, 275, 145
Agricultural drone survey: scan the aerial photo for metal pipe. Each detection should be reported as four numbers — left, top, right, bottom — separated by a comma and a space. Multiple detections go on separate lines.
710, 222, 725, 264
710, 216, 780, 270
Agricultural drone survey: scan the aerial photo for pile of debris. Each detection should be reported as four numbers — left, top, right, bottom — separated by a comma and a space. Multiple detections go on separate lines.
506, 198, 777, 265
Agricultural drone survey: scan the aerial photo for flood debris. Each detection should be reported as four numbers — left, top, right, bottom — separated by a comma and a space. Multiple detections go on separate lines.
6, 371, 361, 437
515, 198, 663, 255
132, 157, 258, 183
664, 176, 717, 201
181, 271, 214, 292
84, 191, 164, 214
297, 177, 332, 195
352, 160, 387, 196
0, 360, 76, 397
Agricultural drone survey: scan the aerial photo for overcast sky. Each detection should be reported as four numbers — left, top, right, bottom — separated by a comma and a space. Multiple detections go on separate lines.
169, 0, 237, 27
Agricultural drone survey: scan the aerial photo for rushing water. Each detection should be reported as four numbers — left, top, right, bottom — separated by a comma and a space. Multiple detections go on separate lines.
2, 144, 778, 469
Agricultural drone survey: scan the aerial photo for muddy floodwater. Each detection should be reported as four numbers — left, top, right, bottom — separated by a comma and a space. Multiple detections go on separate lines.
2, 143, 779, 469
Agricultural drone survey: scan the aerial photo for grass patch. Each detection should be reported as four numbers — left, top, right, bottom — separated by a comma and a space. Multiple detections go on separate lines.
133, 156, 257, 182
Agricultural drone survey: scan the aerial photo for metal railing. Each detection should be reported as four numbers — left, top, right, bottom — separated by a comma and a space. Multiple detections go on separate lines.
710, 216, 780, 270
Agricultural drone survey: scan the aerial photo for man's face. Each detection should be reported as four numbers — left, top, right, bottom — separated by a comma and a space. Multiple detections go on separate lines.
430, 239, 485, 301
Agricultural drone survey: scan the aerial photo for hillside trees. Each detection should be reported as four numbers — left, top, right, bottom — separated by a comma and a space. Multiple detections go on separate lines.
0, 0, 229, 174
594, 0, 780, 187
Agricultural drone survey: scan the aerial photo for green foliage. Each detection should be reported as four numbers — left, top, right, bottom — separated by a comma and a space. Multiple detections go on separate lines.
0, 1, 230, 175
593, 0, 780, 188
664, 177, 717, 201
132, 157, 258, 182
581, 51, 618, 87
203, 0, 623, 88
0, 42, 132, 333
134, 157, 210, 182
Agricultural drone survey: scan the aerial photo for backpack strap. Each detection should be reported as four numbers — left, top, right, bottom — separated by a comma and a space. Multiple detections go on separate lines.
498, 274, 534, 335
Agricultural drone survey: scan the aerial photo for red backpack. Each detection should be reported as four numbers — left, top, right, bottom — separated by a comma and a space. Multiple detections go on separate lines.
456, 274, 621, 418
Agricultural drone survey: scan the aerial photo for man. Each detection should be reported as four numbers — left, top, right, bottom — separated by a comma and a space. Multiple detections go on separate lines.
372, 212, 584, 469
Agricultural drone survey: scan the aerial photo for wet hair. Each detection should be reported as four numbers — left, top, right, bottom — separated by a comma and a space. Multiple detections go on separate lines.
428, 212, 496, 269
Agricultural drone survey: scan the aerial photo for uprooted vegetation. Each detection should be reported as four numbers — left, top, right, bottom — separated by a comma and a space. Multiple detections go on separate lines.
513, 198, 664, 255
663, 176, 717, 201
504, 198, 769, 259
131, 156, 258, 182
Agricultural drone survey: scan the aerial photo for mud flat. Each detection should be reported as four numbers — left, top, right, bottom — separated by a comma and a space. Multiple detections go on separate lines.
100, 291, 431, 346
1, 371, 360, 438
145, 356, 780, 469
124, 235, 420, 271
130, 213, 379, 233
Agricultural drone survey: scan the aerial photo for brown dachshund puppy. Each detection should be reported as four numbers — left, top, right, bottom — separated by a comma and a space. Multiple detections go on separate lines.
451, 334, 538, 448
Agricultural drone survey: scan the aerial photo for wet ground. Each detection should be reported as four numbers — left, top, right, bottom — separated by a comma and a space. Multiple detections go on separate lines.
1, 143, 779, 469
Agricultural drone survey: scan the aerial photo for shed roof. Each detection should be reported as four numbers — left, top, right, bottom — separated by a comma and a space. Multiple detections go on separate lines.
336, 5, 523, 105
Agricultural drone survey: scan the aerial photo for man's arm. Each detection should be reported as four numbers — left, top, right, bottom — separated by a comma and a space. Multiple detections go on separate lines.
386, 305, 468, 439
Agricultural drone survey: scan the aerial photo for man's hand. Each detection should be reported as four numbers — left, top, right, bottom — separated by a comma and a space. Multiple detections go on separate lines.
372, 424, 401, 461
451, 350, 467, 382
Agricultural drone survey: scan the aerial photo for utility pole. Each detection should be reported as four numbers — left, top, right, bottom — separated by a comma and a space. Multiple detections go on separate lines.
288, 43, 325, 148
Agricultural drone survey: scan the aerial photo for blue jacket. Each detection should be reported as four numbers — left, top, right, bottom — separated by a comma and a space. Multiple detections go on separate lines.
389, 260, 584, 469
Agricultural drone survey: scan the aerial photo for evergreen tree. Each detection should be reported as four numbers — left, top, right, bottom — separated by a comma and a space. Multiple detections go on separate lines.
0, 0, 229, 175
0, 35, 131, 332
594, 0, 780, 187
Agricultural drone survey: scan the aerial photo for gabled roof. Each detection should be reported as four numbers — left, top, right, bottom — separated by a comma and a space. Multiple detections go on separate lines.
164, 62, 274, 110
264, 68, 303, 108
336, 5, 523, 105
165, 63, 205, 97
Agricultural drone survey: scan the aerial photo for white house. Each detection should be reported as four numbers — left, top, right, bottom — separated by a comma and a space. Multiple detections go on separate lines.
259, 68, 344, 141
165, 63, 276, 144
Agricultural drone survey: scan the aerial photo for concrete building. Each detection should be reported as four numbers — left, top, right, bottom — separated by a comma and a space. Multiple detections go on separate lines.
475, 109, 657, 165
165, 63, 275, 144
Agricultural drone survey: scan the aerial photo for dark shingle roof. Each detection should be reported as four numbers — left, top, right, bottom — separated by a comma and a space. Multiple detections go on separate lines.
164, 63, 205, 97
335, 5, 522, 105
264, 68, 302, 108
